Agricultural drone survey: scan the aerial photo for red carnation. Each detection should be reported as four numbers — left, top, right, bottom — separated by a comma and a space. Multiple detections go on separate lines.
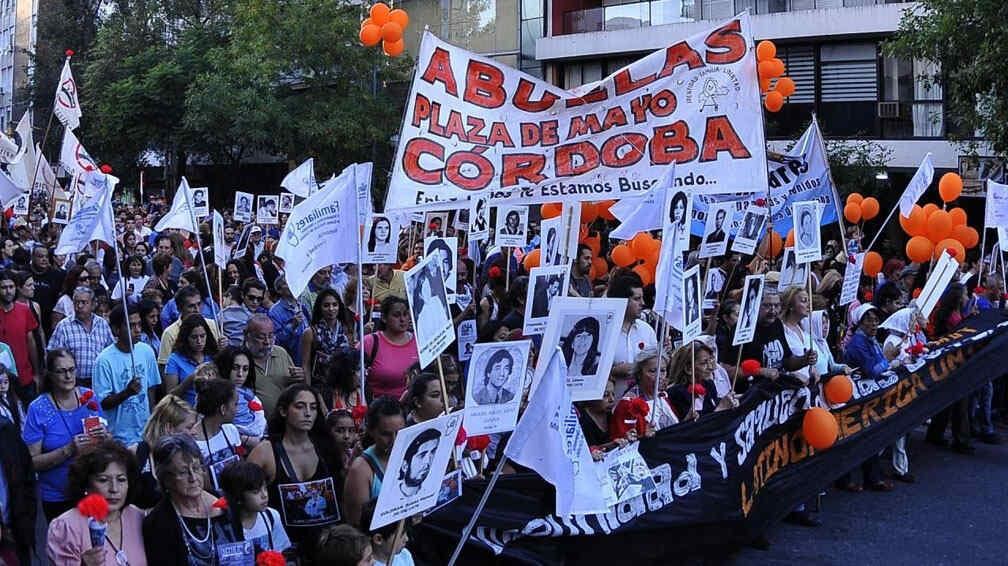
99, 164, 113, 174
256, 550, 285, 566
974, 286, 986, 295
248, 399, 263, 412
455, 425, 468, 446
212, 497, 228, 509
912, 288, 923, 299
87, 401, 99, 411
628, 397, 650, 419
488, 266, 503, 279
79, 390, 94, 402
428, 222, 438, 230
351, 404, 368, 422
864, 291, 874, 302
76, 494, 109, 521
65, 49, 75, 57
235, 445, 247, 457
687, 383, 707, 397
740, 359, 762, 377
84, 164, 94, 172
466, 435, 491, 452
947, 249, 958, 259
754, 198, 767, 207
353, 312, 361, 322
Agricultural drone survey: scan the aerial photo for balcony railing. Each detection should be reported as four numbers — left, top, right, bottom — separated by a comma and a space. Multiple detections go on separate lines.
561, 0, 906, 35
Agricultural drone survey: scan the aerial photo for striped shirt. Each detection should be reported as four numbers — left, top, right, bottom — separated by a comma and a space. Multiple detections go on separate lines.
47, 315, 115, 384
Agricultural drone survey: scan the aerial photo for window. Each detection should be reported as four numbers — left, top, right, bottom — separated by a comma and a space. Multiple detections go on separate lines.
881, 57, 943, 138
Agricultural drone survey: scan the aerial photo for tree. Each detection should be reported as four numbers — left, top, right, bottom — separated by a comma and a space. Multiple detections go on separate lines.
886, 1, 1007, 154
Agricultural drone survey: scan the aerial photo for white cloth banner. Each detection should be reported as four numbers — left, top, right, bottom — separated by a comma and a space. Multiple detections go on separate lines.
34, 146, 61, 197
55, 177, 116, 255
276, 164, 359, 296
505, 348, 613, 517
898, 153, 935, 218
154, 177, 199, 233
281, 158, 317, 198
0, 169, 22, 208
985, 180, 1008, 229
0, 111, 29, 164
60, 129, 97, 181
354, 162, 374, 223
386, 15, 766, 211
54, 57, 82, 131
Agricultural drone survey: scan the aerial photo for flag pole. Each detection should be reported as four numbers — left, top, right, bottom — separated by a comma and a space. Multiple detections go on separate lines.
109, 210, 138, 376
446, 452, 509, 566
863, 202, 901, 254
812, 114, 849, 254
179, 182, 221, 328
355, 187, 367, 403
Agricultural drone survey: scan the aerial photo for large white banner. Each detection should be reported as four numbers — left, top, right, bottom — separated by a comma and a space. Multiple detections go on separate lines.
275, 165, 359, 296
54, 57, 82, 131
386, 15, 766, 211
986, 179, 1008, 228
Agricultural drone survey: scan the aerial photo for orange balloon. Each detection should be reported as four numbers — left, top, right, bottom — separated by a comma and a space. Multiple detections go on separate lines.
382, 38, 404, 57
361, 18, 372, 28
948, 207, 967, 226
950, 224, 978, 249
756, 40, 776, 62
758, 230, 783, 258
759, 76, 772, 93
388, 8, 409, 29
926, 209, 953, 242
863, 251, 883, 277
628, 233, 652, 257
905, 236, 933, 263
934, 238, 965, 261
581, 202, 599, 223
771, 58, 786, 77
824, 375, 854, 405
540, 202, 562, 219
899, 204, 927, 237
922, 203, 939, 217
843, 202, 862, 224
632, 264, 654, 287
381, 21, 402, 43
641, 241, 660, 267
611, 244, 635, 268
860, 197, 880, 221
938, 172, 963, 203
598, 200, 617, 221
764, 91, 784, 112
590, 257, 608, 280
369, 2, 391, 25
584, 235, 601, 258
758, 59, 783, 79
802, 407, 839, 450
522, 248, 541, 271
775, 76, 796, 97
359, 24, 381, 47
962, 226, 980, 249
785, 229, 795, 248
846, 193, 864, 206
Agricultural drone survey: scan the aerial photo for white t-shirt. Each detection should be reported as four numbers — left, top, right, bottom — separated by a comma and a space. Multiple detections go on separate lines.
195, 422, 242, 490
375, 549, 416, 566
244, 508, 292, 554
611, 319, 658, 398
112, 275, 151, 302
54, 294, 75, 318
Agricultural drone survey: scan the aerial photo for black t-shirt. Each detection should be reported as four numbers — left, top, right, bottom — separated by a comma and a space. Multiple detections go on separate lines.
740, 318, 793, 370
31, 267, 64, 330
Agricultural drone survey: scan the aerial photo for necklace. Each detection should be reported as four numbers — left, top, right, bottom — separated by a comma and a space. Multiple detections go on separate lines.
173, 500, 212, 544
104, 514, 130, 566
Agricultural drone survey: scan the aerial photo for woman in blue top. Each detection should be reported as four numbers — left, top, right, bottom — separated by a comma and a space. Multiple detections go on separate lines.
843, 303, 902, 381
22, 349, 107, 520
342, 396, 406, 528
166, 314, 219, 405
139, 299, 163, 356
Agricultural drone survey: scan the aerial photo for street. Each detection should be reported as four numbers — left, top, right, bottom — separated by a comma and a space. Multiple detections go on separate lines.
731, 426, 1008, 565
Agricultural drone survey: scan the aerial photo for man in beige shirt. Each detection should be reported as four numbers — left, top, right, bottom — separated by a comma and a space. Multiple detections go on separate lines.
244, 314, 304, 417
367, 264, 406, 304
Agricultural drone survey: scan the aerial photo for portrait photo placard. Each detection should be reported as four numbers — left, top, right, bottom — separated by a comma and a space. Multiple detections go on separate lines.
276, 477, 341, 527
424, 211, 447, 238
362, 213, 401, 264
699, 201, 733, 259
792, 201, 822, 264
539, 216, 564, 267
681, 264, 703, 345
457, 319, 476, 362
233, 191, 254, 222
523, 264, 571, 336
779, 247, 807, 289
468, 196, 490, 241
424, 236, 459, 304
495, 205, 528, 248
654, 187, 693, 329
371, 411, 464, 530
279, 192, 296, 214
52, 198, 71, 224
404, 253, 455, 367
732, 204, 768, 255
598, 443, 656, 505
733, 274, 765, 346
12, 193, 28, 216
839, 253, 865, 306
191, 186, 209, 218
536, 296, 627, 401
464, 340, 531, 435
257, 195, 279, 225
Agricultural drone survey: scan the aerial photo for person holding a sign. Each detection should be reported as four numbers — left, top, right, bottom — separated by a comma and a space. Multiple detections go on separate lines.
666, 342, 722, 421
612, 349, 678, 437
343, 397, 407, 528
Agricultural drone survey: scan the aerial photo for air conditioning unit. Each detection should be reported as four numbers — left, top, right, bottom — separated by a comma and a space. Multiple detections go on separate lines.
877, 101, 900, 119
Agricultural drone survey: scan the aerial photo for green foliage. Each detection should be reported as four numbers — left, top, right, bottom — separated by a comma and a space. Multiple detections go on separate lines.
886, 0, 1008, 154
823, 138, 893, 199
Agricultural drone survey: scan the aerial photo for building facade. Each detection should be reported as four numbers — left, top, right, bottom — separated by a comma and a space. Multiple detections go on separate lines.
535, 0, 968, 175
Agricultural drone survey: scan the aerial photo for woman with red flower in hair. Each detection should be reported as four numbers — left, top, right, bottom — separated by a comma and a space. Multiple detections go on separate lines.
576, 379, 637, 461
611, 349, 678, 439
22, 349, 108, 520
666, 341, 723, 421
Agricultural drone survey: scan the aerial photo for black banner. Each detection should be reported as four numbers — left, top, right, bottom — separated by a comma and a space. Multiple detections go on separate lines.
415, 310, 1008, 565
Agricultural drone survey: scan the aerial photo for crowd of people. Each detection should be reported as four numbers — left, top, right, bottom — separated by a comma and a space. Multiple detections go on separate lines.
0, 186, 1005, 566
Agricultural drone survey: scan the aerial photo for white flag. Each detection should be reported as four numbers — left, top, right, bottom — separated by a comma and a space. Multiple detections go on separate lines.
281, 158, 317, 198
212, 211, 228, 269
53, 57, 82, 130
276, 164, 359, 296
33, 149, 62, 198
0, 170, 22, 208
505, 348, 613, 517
55, 176, 116, 255
60, 129, 97, 181
985, 179, 1008, 229
354, 162, 373, 223
898, 153, 935, 218
0, 111, 29, 164
610, 165, 675, 240
154, 177, 198, 233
